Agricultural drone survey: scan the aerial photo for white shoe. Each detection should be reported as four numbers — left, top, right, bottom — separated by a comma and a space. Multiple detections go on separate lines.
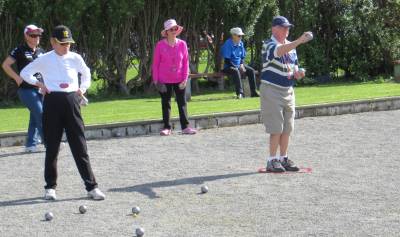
25, 146, 37, 153
59, 142, 66, 151
87, 188, 105, 200
44, 189, 57, 200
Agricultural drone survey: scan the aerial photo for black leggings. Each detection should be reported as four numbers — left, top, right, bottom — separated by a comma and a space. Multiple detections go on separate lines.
159, 83, 189, 129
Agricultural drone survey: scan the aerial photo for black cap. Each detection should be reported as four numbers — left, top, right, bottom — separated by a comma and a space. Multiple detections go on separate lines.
272, 16, 294, 28
52, 25, 75, 43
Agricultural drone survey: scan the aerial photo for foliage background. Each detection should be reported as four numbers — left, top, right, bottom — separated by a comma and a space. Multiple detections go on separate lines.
0, 0, 399, 101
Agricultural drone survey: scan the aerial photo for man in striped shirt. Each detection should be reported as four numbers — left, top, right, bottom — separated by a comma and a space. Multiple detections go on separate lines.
260, 16, 312, 173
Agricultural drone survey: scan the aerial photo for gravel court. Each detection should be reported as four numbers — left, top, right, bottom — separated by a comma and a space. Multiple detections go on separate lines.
0, 110, 399, 237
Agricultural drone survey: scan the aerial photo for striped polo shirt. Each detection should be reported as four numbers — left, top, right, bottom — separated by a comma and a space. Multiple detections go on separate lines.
261, 36, 298, 88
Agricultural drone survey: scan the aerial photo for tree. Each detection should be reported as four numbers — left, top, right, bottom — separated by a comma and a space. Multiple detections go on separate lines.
252, 1, 279, 70
0, 0, 399, 101
85, 0, 144, 95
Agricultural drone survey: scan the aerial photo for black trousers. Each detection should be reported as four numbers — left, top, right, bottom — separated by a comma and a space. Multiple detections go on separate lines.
42, 92, 97, 191
159, 83, 189, 130
222, 65, 257, 96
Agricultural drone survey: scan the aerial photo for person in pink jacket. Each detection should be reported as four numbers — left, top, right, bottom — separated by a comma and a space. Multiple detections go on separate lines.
152, 19, 197, 136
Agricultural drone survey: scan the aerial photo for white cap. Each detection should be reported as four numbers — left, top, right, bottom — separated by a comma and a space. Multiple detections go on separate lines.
24, 24, 44, 35
230, 27, 245, 36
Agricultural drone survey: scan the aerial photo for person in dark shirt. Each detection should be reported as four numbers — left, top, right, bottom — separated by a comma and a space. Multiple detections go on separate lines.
2, 24, 45, 153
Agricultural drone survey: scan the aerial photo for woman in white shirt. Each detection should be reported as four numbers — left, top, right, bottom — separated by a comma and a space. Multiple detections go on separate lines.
20, 25, 105, 201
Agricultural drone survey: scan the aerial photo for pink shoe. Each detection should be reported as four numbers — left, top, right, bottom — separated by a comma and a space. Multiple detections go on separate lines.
182, 127, 197, 135
160, 128, 172, 136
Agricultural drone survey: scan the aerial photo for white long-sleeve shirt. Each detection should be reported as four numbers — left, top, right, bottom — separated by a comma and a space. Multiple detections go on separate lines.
20, 50, 91, 93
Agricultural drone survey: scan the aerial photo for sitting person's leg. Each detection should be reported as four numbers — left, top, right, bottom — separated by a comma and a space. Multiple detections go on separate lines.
243, 64, 259, 97
222, 66, 243, 98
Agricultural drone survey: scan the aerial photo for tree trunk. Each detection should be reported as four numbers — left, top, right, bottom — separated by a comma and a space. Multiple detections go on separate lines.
0, 12, 18, 101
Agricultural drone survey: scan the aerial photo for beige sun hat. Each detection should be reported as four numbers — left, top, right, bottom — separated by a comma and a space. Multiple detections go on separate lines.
161, 19, 183, 37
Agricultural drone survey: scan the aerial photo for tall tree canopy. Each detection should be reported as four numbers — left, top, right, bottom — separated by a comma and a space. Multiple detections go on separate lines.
1, 0, 399, 101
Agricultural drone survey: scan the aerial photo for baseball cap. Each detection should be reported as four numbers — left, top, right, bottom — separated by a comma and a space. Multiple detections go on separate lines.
52, 25, 75, 43
272, 16, 294, 28
24, 24, 44, 35
230, 27, 245, 36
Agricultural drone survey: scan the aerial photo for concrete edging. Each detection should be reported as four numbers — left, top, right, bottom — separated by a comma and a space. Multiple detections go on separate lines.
1, 96, 400, 147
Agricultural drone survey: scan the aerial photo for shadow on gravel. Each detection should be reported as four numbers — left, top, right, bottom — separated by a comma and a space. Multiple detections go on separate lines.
109, 172, 257, 199
0, 196, 89, 207
0, 151, 45, 158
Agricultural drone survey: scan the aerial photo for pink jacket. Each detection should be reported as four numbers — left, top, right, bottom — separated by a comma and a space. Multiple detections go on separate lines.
152, 39, 189, 84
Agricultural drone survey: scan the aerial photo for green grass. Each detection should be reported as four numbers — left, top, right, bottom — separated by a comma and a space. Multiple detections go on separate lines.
1, 81, 399, 133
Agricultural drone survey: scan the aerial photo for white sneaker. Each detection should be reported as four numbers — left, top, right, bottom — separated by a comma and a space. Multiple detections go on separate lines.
59, 142, 66, 151
25, 146, 37, 153
87, 188, 105, 200
44, 189, 57, 200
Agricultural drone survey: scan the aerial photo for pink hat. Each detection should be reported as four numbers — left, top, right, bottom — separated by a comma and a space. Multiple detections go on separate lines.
24, 24, 44, 35
161, 19, 183, 37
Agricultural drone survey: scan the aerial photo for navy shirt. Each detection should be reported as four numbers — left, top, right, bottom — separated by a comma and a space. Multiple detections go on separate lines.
221, 38, 246, 69
260, 36, 298, 88
9, 43, 45, 89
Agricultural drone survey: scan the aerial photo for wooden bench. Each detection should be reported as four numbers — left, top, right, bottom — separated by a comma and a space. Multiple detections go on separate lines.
185, 72, 226, 101
185, 70, 260, 101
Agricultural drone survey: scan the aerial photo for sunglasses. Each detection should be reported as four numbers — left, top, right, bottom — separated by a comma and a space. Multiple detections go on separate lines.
168, 27, 179, 32
28, 34, 41, 38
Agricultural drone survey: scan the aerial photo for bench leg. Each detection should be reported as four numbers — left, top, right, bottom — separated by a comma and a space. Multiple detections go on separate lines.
218, 76, 225, 90
185, 78, 192, 101
193, 79, 199, 93
242, 78, 251, 96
